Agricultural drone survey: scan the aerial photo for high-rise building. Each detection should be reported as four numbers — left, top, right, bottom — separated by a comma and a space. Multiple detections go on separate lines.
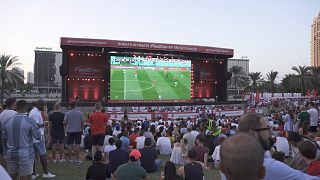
228, 58, 249, 75
311, 12, 320, 67
34, 49, 62, 93
12, 67, 24, 79
27, 72, 34, 84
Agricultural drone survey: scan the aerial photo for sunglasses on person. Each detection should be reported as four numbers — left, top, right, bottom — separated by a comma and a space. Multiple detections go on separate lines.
252, 126, 272, 133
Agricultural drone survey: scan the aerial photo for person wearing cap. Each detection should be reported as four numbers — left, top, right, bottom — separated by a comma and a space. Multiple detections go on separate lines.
114, 149, 149, 180
177, 150, 205, 180
29, 100, 55, 179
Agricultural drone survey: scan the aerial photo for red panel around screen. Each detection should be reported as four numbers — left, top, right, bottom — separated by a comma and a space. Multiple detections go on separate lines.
67, 79, 104, 102
68, 54, 105, 77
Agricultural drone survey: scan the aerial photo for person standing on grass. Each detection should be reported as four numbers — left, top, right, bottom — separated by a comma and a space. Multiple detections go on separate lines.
87, 102, 108, 156
307, 102, 318, 135
29, 100, 55, 179
64, 101, 84, 164
0, 97, 16, 167
2, 100, 41, 180
48, 103, 65, 163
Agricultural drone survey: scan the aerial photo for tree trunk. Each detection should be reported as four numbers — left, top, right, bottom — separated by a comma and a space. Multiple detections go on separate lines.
0, 77, 4, 103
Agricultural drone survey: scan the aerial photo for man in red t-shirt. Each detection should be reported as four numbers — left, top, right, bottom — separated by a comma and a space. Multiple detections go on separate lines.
87, 103, 108, 156
298, 140, 320, 176
129, 128, 139, 148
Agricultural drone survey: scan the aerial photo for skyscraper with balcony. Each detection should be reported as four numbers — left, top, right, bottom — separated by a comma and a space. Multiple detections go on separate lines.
34, 49, 62, 93
311, 12, 320, 67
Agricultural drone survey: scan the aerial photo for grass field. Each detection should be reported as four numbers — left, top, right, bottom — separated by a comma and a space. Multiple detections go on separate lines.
36, 153, 220, 180
36, 152, 293, 180
110, 68, 191, 100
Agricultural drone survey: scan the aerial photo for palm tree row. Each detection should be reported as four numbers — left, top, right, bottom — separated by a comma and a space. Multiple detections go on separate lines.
228, 65, 320, 96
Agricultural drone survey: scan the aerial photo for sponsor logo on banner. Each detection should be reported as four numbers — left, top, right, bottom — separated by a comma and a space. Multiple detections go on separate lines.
109, 113, 152, 121
127, 114, 151, 121
218, 110, 244, 117
167, 113, 199, 120
109, 113, 124, 121
73, 66, 100, 75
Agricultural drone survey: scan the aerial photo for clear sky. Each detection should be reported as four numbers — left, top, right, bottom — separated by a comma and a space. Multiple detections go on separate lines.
0, 0, 319, 82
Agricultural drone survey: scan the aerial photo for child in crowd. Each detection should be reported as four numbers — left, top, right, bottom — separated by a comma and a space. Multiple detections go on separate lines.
104, 137, 116, 163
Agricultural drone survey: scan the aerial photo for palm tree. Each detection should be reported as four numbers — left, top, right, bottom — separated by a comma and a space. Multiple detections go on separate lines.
266, 70, 278, 95
280, 74, 296, 93
0, 54, 24, 103
248, 72, 263, 92
228, 66, 245, 94
291, 66, 312, 95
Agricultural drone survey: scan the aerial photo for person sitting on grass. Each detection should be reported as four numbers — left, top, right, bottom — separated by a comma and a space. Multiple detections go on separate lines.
298, 140, 320, 176
140, 137, 162, 173
192, 134, 209, 168
159, 161, 183, 180
177, 150, 205, 180
86, 150, 111, 180
104, 137, 116, 163
220, 133, 266, 180
109, 140, 129, 174
114, 149, 149, 180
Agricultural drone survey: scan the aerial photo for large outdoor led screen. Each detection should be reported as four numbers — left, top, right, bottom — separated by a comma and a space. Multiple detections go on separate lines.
109, 56, 191, 101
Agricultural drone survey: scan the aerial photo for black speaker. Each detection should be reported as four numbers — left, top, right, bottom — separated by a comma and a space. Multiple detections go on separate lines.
194, 64, 200, 83
59, 65, 68, 76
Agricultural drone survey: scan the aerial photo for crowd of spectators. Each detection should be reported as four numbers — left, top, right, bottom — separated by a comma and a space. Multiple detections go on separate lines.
0, 98, 319, 180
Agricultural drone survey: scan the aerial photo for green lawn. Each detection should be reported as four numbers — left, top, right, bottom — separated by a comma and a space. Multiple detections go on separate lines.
36, 153, 219, 180
110, 69, 191, 100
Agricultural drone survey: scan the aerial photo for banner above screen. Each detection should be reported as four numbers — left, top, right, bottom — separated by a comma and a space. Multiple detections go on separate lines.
61, 37, 234, 56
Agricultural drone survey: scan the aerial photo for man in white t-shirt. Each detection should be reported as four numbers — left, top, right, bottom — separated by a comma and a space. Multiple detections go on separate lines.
156, 131, 172, 155
29, 100, 55, 179
135, 130, 146, 150
307, 102, 318, 134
